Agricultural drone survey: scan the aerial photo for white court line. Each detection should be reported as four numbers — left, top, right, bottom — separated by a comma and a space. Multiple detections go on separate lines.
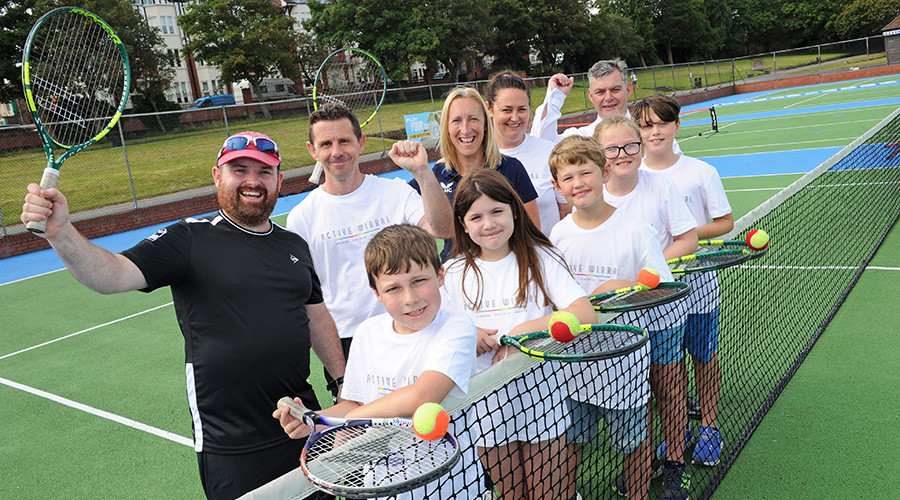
749, 265, 900, 271
726, 187, 784, 193
0, 375, 193, 447
0, 302, 173, 361
0, 267, 65, 287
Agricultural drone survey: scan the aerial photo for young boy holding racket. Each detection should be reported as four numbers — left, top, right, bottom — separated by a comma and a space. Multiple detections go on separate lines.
593, 116, 698, 500
548, 135, 675, 499
633, 94, 734, 467
274, 223, 480, 498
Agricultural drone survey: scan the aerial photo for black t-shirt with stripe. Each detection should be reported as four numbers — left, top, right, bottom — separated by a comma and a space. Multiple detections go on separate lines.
122, 211, 323, 453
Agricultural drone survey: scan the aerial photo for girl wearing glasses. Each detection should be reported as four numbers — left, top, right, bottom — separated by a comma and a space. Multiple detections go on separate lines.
593, 115, 698, 500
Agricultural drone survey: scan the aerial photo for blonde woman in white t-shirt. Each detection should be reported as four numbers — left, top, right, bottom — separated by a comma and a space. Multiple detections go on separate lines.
441, 169, 595, 500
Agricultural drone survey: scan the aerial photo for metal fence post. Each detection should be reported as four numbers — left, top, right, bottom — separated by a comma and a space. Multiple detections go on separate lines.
119, 120, 139, 210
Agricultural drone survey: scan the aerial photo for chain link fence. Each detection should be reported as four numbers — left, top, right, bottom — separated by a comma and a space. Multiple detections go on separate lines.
0, 35, 890, 239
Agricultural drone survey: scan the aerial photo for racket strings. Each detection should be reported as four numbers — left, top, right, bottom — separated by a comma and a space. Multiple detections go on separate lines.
317, 52, 384, 126
29, 11, 126, 147
519, 326, 645, 358
305, 425, 456, 490
594, 286, 687, 310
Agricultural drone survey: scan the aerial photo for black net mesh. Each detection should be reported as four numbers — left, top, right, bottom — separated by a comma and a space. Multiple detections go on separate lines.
367, 109, 900, 499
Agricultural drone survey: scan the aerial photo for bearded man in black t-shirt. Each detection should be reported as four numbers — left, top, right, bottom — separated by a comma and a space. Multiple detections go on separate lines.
21, 131, 346, 500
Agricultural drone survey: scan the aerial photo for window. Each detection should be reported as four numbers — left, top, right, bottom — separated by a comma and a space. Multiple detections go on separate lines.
166, 17, 175, 35
275, 84, 285, 92
202, 81, 209, 96
181, 82, 188, 102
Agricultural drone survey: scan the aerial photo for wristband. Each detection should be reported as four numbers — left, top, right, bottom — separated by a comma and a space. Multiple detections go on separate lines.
326, 376, 344, 393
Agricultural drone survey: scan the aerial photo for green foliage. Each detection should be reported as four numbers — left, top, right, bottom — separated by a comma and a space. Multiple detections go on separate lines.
530, 0, 591, 72
179, 0, 298, 100
0, 0, 35, 102
486, 0, 536, 71
307, 0, 419, 82
408, 0, 491, 81
780, 0, 854, 44
834, 0, 900, 38
0, 0, 172, 105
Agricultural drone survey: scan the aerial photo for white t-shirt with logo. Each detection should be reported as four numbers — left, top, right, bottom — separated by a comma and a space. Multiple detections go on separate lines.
641, 155, 732, 313
603, 169, 697, 251
549, 210, 670, 408
340, 309, 480, 499
441, 247, 586, 446
287, 175, 425, 338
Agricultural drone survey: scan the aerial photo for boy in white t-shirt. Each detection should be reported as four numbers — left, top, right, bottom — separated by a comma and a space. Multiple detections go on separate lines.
634, 94, 734, 468
549, 135, 676, 499
594, 116, 698, 500
274, 224, 479, 499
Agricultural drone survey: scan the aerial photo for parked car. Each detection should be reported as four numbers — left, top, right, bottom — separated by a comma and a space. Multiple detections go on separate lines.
187, 94, 236, 109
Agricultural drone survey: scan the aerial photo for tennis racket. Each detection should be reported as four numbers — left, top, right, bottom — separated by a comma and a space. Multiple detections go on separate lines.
499, 324, 648, 362
276, 397, 460, 498
309, 47, 386, 184
699, 238, 769, 260
589, 281, 691, 313
22, 7, 130, 233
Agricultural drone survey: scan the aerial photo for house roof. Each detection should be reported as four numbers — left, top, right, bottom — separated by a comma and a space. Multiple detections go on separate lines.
883, 14, 900, 32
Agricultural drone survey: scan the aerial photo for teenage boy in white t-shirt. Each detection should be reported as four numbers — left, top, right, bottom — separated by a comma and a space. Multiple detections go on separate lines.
594, 115, 698, 500
634, 94, 734, 468
549, 135, 675, 499
274, 224, 479, 499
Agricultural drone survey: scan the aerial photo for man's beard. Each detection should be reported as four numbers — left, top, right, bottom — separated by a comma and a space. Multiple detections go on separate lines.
218, 185, 277, 229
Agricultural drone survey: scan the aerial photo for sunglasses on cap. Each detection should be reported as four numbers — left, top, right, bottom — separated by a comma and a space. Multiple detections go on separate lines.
219, 135, 280, 159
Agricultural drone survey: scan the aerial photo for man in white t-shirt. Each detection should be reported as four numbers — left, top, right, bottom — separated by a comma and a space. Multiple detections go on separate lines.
531, 58, 681, 153
275, 224, 479, 499
287, 104, 454, 396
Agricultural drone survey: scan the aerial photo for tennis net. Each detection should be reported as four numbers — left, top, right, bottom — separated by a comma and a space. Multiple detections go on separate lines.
243, 105, 900, 499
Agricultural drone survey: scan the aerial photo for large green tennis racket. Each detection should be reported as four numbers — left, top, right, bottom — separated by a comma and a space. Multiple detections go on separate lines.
309, 47, 386, 184
22, 7, 131, 233
500, 324, 648, 362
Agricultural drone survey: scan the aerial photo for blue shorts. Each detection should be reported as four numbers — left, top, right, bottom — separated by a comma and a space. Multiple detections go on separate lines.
565, 398, 647, 453
684, 308, 720, 363
650, 323, 686, 365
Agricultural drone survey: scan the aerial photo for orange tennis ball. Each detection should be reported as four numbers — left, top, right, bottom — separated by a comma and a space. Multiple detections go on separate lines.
746, 229, 770, 250
637, 267, 661, 288
413, 403, 450, 440
549, 311, 580, 343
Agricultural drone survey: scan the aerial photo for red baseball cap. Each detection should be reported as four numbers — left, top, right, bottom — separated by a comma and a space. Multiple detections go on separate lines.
217, 131, 281, 168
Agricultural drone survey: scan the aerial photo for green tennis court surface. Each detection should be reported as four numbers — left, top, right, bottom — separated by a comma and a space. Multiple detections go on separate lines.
1, 75, 898, 498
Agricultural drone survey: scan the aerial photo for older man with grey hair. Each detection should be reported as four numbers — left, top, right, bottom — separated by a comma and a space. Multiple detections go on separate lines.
531, 59, 682, 153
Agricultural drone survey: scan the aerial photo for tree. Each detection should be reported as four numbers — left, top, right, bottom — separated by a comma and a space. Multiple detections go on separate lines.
653, 0, 714, 63
407, 0, 492, 82
293, 29, 325, 89
306, 0, 419, 83
0, 0, 35, 103
569, 11, 644, 70
834, 0, 900, 38
530, 0, 592, 73
179, 0, 299, 108
780, 0, 853, 45
484, 0, 536, 72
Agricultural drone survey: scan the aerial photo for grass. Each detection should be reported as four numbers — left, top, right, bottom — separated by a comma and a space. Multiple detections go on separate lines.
0, 64, 891, 231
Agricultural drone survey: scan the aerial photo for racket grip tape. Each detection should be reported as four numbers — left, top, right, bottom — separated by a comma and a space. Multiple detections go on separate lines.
26, 168, 60, 234
309, 161, 324, 184
277, 396, 314, 421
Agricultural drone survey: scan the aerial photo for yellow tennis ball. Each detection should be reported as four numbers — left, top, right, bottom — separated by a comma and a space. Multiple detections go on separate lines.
413, 402, 449, 441
637, 267, 661, 288
549, 310, 580, 343
746, 228, 770, 250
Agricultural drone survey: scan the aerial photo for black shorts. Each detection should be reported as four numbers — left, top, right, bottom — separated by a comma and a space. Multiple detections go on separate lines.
197, 438, 332, 499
